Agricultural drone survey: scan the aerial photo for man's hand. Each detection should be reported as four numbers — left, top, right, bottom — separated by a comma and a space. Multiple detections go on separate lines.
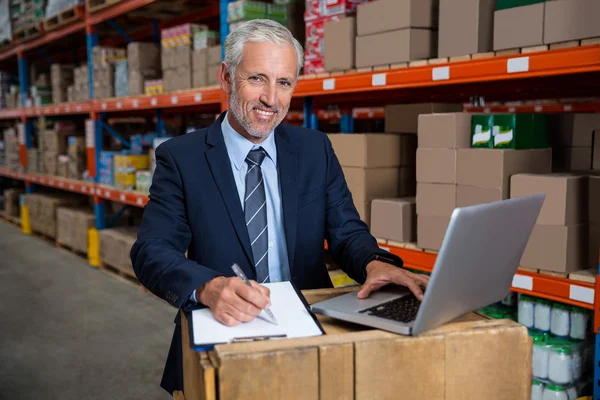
357, 260, 429, 300
196, 276, 271, 326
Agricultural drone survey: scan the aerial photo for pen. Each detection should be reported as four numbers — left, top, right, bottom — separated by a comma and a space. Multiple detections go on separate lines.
231, 263, 278, 325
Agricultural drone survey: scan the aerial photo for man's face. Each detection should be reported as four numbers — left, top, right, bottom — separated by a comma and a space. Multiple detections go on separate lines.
221, 41, 297, 141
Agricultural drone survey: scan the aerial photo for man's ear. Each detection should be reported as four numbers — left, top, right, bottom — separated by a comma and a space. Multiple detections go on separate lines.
219, 62, 233, 94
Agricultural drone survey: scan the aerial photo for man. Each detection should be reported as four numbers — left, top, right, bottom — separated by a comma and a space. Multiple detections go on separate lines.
131, 19, 428, 395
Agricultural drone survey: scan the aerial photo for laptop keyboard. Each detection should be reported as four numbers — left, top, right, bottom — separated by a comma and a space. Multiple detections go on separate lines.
359, 294, 421, 323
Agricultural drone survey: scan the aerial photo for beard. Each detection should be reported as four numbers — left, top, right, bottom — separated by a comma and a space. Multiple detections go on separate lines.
229, 83, 289, 140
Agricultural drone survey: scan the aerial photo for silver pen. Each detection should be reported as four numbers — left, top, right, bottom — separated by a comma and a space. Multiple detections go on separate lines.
231, 263, 278, 325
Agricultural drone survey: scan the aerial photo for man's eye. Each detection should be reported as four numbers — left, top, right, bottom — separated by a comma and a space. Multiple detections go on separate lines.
279, 81, 291, 87
249, 76, 261, 82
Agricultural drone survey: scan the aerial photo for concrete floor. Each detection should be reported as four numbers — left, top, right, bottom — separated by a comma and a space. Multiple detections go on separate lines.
0, 220, 175, 400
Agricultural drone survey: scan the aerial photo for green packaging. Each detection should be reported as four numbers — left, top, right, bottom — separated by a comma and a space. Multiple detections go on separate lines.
492, 114, 549, 149
496, 0, 546, 11
471, 114, 494, 148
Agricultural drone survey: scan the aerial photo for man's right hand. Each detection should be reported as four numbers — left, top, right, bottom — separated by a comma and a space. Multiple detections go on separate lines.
196, 276, 271, 326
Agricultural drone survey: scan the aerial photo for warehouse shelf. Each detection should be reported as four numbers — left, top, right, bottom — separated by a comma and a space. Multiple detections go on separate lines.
94, 185, 149, 207
465, 100, 600, 114
92, 88, 223, 112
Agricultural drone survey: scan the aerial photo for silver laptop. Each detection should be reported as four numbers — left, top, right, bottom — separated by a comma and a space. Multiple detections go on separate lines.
311, 194, 545, 335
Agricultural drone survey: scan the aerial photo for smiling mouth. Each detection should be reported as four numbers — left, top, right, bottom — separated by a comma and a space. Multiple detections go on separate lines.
254, 108, 277, 116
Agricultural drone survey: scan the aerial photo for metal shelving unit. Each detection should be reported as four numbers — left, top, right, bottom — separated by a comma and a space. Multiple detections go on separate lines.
1, 1, 600, 397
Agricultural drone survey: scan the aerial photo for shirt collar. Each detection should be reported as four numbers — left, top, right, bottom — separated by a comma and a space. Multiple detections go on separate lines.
221, 112, 277, 171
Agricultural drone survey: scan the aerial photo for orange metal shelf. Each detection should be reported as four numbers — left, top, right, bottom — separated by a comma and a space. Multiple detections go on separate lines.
92, 88, 223, 112
295, 46, 600, 97
95, 185, 149, 207
326, 240, 595, 310
286, 108, 385, 122
23, 102, 92, 117
86, 0, 157, 25
0, 108, 25, 120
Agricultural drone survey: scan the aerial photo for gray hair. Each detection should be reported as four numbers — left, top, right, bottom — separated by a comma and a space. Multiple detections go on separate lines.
224, 19, 304, 78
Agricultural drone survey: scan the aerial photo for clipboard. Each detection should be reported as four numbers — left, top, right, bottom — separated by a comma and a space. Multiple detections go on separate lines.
187, 281, 325, 351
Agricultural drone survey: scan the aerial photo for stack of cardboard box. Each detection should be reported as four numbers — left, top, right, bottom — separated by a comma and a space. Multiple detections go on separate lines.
92, 46, 126, 99
56, 207, 96, 254
494, 0, 600, 51
25, 193, 86, 238
69, 65, 89, 102
114, 59, 129, 98
42, 128, 69, 176
50, 63, 74, 104
162, 24, 205, 92
26, 148, 42, 174
192, 45, 222, 88
370, 198, 416, 244
511, 174, 588, 274
67, 136, 85, 180
127, 42, 161, 96
416, 113, 471, 251
2, 127, 20, 170
355, 0, 437, 68
99, 227, 139, 277
552, 114, 600, 172
438, 0, 495, 58
3, 188, 23, 218
328, 133, 416, 224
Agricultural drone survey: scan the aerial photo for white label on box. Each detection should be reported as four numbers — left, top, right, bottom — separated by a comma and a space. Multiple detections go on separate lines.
17, 123, 25, 145
323, 78, 335, 91
432, 66, 450, 81
85, 120, 95, 148
512, 274, 533, 291
133, 99, 139, 108
101, 103, 107, 110
507, 57, 529, 73
569, 285, 594, 304
116, 102, 122, 109
194, 93, 202, 102
151, 98, 158, 106
534, 105, 543, 112
372, 73, 386, 87
563, 105, 573, 112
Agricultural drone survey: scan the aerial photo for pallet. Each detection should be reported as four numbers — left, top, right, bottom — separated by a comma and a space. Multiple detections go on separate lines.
0, 212, 21, 228
12, 22, 43, 43
55, 240, 87, 260
31, 230, 56, 245
85, 0, 122, 14
43, 5, 85, 32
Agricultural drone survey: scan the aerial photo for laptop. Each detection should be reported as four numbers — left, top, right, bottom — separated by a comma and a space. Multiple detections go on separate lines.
311, 194, 545, 336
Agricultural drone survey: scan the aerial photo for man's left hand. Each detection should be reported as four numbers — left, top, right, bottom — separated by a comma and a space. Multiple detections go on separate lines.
357, 260, 430, 300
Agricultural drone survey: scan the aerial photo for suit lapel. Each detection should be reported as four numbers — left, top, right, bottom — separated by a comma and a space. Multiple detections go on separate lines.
275, 125, 298, 275
205, 114, 255, 274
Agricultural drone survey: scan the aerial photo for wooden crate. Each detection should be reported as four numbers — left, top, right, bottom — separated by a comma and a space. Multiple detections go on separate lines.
12, 22, 43, 43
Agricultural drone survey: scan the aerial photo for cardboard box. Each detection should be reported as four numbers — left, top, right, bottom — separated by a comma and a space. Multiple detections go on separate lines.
544, 0, 600, 44
328, 133, 407, 168
356, 0, 438, 36
56, 207, 96, 254
417, 214, 451, 251
438, 0, 495, 57
129, 68, 159, 96
493, 3, 545, 51
342, 167, 400, 206
416, 183, 457, 216
127, 42, 160, 71
324, 16, 356, 72
193, 68, 208, 88
590, 176, 600, 225
207, 45, 222, 66
521, 224, 588, 273
355, 29, 435, 68
386, 103, 463, 134
456, 149, 552, 197
3, 188, 23, 218
555, 114, 600, 147
323, 0, 373, 16
161, 47, 176, 71
418, 112, 471, 149
553, 147, 592, 171
99, 227, 139, 276
416, 149, 457, 184
370, 198, 416, 242
457, 186, 504, 208
193, 48, 208, 70
510, 174, 588, 226
176, 45, 193, 68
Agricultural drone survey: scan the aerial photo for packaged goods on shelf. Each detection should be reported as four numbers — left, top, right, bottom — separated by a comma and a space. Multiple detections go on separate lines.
98, 227, 139, 277
126, 42, 160, 96
56, 207, 95, 254
3, 188, 23, 218
114, 154, 149, 191
57, 154, 68, 178
496, 0, 545, 10
11, 0, 46, 30
144, 79, 164, 96
304, 15, 339, 74
551, 114, 600, 172
99, 151, 122, 187
51, 63, 74, 104
471, 114, 549, 149
31, 84, 52, 106
324, 16, 356, 72
161, 24, 207, 91
0, 1, 11, 44
544, 0, 600, 45
370, 198, 416, 243
3, 127, 20, 170
45, 0, 82, 19
193, 29, 219, 50
67, 136, 85, 180
92, 46, 127, 68
135, 170, 152, 193
114, 59, 128, 98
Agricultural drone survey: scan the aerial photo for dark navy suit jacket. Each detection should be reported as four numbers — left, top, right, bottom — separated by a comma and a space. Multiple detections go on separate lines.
130, 112, 403, 394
